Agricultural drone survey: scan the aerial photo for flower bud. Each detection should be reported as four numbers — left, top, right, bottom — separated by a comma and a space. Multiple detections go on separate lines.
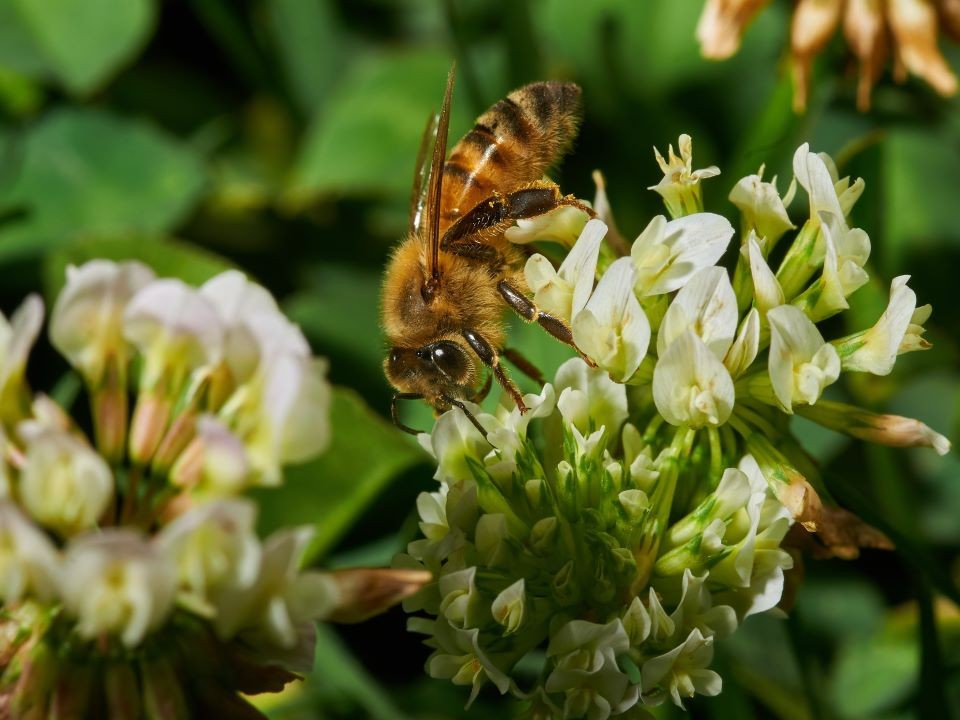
491, 579, 526, 635
648, 135, 720, 218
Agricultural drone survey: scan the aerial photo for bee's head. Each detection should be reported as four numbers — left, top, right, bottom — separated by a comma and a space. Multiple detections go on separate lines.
384, 339, 476, 410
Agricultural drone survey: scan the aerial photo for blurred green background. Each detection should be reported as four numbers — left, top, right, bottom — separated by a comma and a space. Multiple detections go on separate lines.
1, 0, 959, 718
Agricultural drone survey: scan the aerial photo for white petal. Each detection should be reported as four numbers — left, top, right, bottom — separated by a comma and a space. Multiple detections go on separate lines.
653, 330, 735, 427
793, 144, 843, 219
573, 257, 649, 382
632, 213, 734, 296
657, 266, 737, 358
747, 234, 784, 315
724, 308, 760, 378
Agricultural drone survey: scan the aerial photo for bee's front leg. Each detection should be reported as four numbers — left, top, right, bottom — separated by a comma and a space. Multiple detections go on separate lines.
497, 281, 596, 367
461, 328, 528, 413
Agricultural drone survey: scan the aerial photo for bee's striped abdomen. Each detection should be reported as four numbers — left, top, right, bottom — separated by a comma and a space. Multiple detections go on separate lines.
438, 82, 582, 233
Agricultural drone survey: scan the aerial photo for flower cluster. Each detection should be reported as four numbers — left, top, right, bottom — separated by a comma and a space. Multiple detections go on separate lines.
399, 136, 950, 718
0, 263, 424, 716
697, 0, 960, 110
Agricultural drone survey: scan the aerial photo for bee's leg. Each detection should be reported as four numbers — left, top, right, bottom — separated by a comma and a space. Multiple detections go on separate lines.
497, 281, 596, 367
502, 347, 545, 385
461, 329, 529, 413
390, 393, 425, 435
441, 184, 596, 250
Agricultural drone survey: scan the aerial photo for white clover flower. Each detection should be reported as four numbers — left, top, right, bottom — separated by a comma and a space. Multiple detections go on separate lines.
648, 134, 721, 218
745, 234, 784, 317
0, 294, 43, 422
545, 619, 639, 720
711, 455, 794, 617
201, 270, 280, 384
492, 579, 526, 635
411, 615, 512, 704
640, 628, 722, 708
524, 218, 606, 322
554, 358, 628, 443
767, 305, 840, 413
723, 308, 760, 378
50, 260, 155, 386
438, 566, 482, 628
18, 427, 113, 537
180, 415, 253, 495
729, 165, 796, 246
630, 213, 734, 296
213, 526, 328, 649
573, 257, 651, 382
481, 384, 556, 479
241, 354, 331, 485
657, 267, 738, 359
793, 143, 848, 222
667, 570, 738, 640
0, 501, 60, 602
419, 399, 489, 483
506, 204, 590, 246
61, 530, 177, 647
837, 275, 928, 375
156, 498, 261, 616
818, 152, 865, 218
653, 330, 735, 428
124, 279, 225, 392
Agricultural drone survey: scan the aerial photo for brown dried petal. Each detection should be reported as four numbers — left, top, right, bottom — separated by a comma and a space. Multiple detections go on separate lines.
697, 0, 772, 59
843, 0, 889, 109
328, 567, 433, 623
888, 0, 959, 95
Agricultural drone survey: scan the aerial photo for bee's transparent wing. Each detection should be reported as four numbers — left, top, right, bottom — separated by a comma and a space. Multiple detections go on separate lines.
409, 111, 439, 236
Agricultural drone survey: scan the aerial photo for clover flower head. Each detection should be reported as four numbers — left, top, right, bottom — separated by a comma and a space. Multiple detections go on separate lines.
696, 0, 960, 110
401, 137, 949, 718
0, 262, 425, 715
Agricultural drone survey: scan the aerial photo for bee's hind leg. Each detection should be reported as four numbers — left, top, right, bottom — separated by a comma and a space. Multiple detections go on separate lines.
497, 281, 596, 367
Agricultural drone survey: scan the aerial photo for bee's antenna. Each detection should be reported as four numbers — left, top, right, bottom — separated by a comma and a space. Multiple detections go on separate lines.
442, 395, 489, 440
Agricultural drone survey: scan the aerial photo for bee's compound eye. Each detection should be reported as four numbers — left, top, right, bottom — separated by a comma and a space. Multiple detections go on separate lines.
431, 341, 469, 382
389, 348, 402, 366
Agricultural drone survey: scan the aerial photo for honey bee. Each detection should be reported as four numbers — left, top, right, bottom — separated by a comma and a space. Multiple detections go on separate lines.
382, 66, 594, 435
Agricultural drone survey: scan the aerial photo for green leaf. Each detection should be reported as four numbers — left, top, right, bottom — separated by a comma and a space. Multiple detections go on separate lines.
283, 263, 383, 379
832, 632, 919, 719
12, 0, 155, 95
882, 129, 960, 271
42, 236, 232, 302
0, 0, 49, 78
251, 386, 426, 564
289, 48, 470, 201
0, 109, 206, 265
267, 0, 343, 114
